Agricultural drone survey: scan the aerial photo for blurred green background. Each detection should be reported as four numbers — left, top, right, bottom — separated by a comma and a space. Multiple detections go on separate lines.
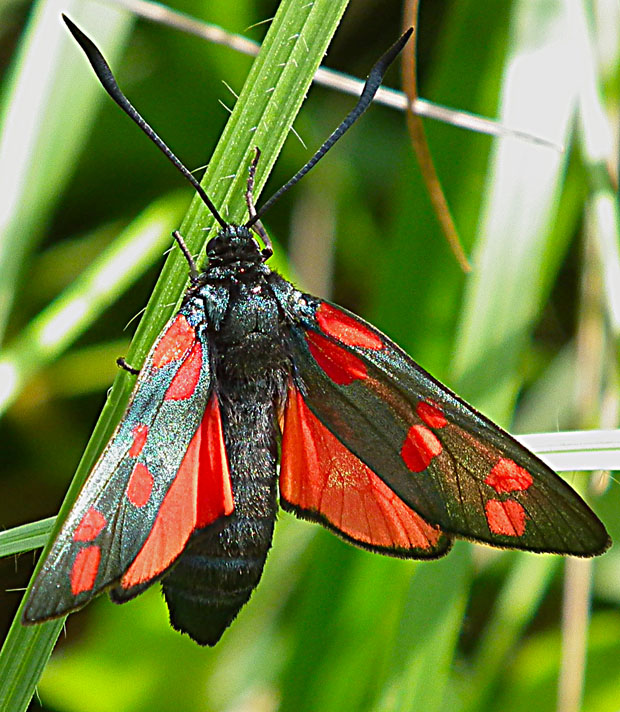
0, 0, 619, 710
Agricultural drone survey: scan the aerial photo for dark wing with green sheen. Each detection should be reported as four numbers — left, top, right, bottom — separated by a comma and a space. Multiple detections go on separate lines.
24, 311, 233, 623
271, 275, 610, 557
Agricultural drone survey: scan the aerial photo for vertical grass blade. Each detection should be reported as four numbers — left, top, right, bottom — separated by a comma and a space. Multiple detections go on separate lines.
0, 0, 132, 344
0, 1, 349, 709
0, 193, 185, 417
452, 0, 579, 423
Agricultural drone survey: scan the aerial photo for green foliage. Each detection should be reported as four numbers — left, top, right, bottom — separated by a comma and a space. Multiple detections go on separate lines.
0, 0, 618, 711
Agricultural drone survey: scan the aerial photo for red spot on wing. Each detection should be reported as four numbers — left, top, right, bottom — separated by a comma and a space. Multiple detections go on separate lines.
416, 401, 447, 428
306, 331, 368, 385
70, 546, 101, 594
126, 463, 154, 508
164, 342, 203, 401
485, 458, 533, 493
400, 425, 442, 472
485, 499, 526, 537
152, 314, 195, 369
129, 424, 149, 458
121, 395, 233, 589
73, 508, 106, 542
281, 386, 443, 551
316, 303, 383, 350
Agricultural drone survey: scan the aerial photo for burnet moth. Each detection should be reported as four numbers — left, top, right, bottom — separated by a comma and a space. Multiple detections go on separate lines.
23, 17, 610, 646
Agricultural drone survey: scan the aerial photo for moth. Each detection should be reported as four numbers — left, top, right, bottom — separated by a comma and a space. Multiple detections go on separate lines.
23, 17, 610, 645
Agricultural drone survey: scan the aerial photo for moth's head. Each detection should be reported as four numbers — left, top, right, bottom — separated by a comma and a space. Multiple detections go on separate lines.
206, 225, 264, 268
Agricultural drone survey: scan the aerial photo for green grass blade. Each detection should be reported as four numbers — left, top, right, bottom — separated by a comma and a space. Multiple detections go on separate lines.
573, 0, 620, 336
462, 555, 559, 712
392, 549, 470, 712
0, 623, 65, 712
0, 0, 348, 708
0, 192, 185, 417
452, 0, 579, 423
370, 546, 470, 712
0, 518, 54, 558
0, 0, 132, 344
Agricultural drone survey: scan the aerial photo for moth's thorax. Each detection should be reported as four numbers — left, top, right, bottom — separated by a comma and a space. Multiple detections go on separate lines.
215, 280, 289, 378
187, 229, 290, 378
218, 281, 279, 340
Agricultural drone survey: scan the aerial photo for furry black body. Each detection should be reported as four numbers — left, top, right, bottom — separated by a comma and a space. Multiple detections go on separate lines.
162, 226, 290, 644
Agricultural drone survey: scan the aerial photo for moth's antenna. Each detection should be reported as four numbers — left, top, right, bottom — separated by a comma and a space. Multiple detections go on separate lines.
246, 28, 413, 228
62, 14, 227, 229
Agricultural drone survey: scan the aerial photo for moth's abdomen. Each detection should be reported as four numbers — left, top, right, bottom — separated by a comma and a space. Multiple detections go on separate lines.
161, 516, 275, 646
161, 376, 283, 646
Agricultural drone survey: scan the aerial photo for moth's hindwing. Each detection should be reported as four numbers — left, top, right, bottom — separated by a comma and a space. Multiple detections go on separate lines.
281, 382, 453, 558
